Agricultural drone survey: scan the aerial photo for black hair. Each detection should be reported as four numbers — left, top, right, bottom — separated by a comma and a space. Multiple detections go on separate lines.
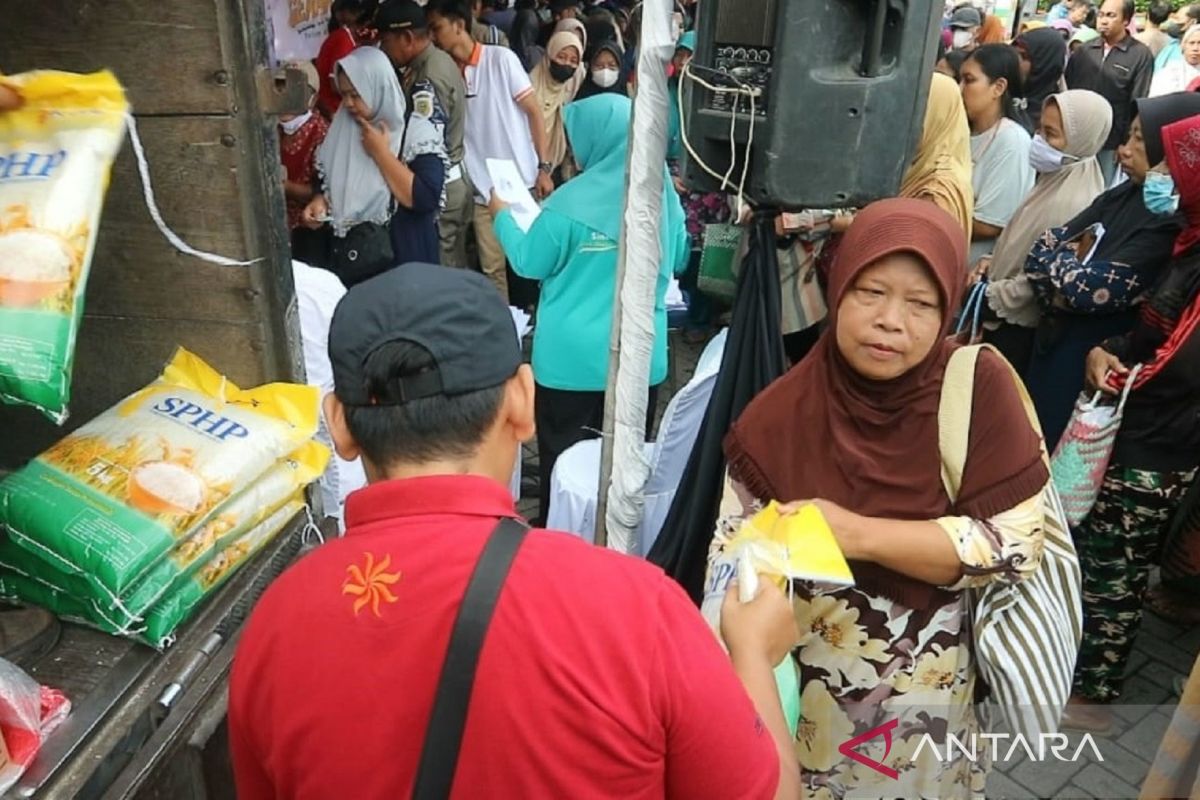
1149, 0, 1172, 25
332, 0, 376, 27
425, 0, 473, 26
940, 48, 969, 81
343, 341, 507, 467
1187, 4, 1200, 23
1069, 0, 1091, 8
1084, 5, 1098, 27
966, 44, 1028, 125
936, 35, 947, 65
1118, 0, 1135, 22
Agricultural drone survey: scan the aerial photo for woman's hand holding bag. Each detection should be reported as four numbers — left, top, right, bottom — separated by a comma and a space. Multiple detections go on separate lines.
1050, 362, 1143, 527
1085, 346, 1129, 396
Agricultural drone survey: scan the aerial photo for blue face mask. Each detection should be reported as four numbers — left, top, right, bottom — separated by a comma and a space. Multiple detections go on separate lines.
1143, 172, 1180, 216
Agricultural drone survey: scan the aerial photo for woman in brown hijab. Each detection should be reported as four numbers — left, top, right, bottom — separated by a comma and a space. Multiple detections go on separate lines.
721, 198, 1050, 798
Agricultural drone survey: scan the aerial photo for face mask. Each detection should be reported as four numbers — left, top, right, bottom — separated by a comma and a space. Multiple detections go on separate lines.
279, 111, 312, 136
1163, 20, 1184, 38
1029, 134, 1075, 173
1143, 172, 1180, 215
549, 61, 577, 83
952, 29, 974, 49
592, 67, 620, 88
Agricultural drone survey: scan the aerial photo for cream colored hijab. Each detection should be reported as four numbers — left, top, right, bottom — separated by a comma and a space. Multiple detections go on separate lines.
985, 89, 1112, 325
530, 33, 587, 171
899, 73, 974, 238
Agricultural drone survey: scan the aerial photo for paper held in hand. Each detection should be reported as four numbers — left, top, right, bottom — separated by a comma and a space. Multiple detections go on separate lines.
486, 158, 542, 233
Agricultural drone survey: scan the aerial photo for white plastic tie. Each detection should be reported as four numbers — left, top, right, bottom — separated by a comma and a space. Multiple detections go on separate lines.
125, 113, 263, 267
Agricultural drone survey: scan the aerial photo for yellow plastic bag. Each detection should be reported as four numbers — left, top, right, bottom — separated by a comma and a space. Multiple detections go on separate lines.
700, 501, 855, 737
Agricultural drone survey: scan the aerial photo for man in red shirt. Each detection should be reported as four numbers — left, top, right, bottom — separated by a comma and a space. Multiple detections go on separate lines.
229, 264, 801, 798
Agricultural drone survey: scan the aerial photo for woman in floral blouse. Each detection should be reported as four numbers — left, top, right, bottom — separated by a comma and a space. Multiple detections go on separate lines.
719, 199, 1051, 798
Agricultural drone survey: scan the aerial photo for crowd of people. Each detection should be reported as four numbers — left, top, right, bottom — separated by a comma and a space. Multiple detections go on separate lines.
231, 0, 1200, 796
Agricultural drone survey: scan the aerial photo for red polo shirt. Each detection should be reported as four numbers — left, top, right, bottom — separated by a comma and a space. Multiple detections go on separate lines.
229, 475, 778, 799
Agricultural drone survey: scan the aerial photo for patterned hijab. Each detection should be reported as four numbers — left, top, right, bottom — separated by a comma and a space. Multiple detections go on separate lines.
1165, 113, 1200, 257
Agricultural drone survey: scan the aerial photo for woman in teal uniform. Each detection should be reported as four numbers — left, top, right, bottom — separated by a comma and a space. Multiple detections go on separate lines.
489, 93, 689, 522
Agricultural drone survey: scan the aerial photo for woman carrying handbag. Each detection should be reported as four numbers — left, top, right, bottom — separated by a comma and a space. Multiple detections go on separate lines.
303, 47, 448, 287
1065, 112, 1200, 733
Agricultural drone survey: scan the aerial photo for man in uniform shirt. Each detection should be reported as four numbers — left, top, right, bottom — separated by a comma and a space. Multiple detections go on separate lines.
376, 0, 474, 269
1065, 0, 1153, 184
427, 0, 556, 301
228, 265, 801, 800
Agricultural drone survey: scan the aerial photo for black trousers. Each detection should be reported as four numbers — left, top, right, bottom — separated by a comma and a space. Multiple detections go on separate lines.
535, 383, 660, 525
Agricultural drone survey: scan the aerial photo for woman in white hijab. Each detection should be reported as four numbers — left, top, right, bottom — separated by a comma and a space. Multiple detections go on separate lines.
302, 47, 448, 286
1150, 26, 1200, 96
978, 89, 1112, 370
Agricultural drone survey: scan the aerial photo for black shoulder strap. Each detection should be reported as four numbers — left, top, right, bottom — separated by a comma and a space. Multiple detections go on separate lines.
412, 517, 528, 799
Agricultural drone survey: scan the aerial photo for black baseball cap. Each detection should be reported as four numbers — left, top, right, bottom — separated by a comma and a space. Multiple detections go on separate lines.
375, 0, 428, 32
330, 264, 522, 406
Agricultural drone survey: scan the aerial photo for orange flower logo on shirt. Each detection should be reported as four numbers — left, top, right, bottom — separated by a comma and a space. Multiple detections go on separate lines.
342, 552, 401, 617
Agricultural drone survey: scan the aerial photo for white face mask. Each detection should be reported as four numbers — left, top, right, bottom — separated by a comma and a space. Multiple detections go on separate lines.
279, 111, 312, 136
952, 29, 974, 49
1029, 133, 1076, 173
592, 67, 620, 88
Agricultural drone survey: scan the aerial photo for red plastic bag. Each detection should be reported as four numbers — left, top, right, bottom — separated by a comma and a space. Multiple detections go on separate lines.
0, 657, 69, 793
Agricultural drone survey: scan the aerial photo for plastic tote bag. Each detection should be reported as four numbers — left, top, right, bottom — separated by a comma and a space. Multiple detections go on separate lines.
1049, 364, 1142, 527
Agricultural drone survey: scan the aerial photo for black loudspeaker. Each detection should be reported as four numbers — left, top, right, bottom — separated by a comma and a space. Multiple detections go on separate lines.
681, 0, 944, 209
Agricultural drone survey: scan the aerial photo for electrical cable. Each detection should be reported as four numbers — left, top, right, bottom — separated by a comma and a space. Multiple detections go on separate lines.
676, 59, 761, 219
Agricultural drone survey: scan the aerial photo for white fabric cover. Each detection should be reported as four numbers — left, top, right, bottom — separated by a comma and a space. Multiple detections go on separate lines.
293, 261, 368, 532
637, 328, 726, 554
603, 0, 677, 553
548, 329, 727, 552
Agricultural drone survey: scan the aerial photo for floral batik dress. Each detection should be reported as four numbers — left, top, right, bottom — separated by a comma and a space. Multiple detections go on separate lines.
711, 473, 1048, 799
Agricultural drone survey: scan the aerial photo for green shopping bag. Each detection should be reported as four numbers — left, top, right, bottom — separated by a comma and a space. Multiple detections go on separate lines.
697, 223, 742, 301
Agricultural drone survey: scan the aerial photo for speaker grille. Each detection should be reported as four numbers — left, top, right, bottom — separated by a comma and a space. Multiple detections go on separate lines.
714, 0, 778, 46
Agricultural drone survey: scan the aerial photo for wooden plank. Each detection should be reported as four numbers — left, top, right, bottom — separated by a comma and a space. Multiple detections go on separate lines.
0, 315, 267, 469
85, 116, 269, 323
0, 0, 235, 116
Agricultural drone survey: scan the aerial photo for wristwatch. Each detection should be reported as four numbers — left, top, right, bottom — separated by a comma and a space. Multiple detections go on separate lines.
538, 161, 553, 175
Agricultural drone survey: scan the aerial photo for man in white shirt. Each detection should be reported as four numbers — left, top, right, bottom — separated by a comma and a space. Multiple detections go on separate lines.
427, 0, 555, 301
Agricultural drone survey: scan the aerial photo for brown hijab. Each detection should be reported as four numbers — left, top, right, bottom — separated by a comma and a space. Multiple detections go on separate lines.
725, 198, 1048, 607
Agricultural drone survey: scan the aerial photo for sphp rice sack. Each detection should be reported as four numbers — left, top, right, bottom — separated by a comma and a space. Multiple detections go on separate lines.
143, 499, 305, 649
0, 440, 326, 634
0, 348, 319, 601
0, 499, 305, 648
0, 70, 128, 422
